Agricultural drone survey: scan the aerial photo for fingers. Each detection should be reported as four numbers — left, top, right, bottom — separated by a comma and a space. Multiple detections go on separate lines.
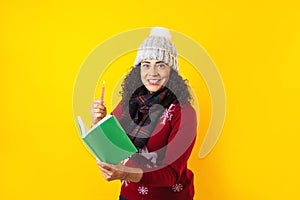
96, 160, 125, 182
97, 160, 112, 170
96, 161, 114, 181
93, 100, 106, 113
91, 99, 107, 125
93, 99, 106, 108
99, 166, 113, 179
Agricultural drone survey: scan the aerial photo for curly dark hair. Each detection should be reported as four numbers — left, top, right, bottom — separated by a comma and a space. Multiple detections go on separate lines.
120, 65, 192, 106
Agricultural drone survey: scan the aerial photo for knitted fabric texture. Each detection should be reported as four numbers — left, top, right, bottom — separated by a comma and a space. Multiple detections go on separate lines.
118, 86, 178, 149
134, 27, 178, 71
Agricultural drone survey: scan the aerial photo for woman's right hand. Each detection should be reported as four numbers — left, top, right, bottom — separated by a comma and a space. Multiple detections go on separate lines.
90, 99, 107, 127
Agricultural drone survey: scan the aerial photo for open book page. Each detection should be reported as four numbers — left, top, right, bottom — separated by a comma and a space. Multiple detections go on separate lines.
79, 115, 113, 138
76, 116, 88, 137
76, 114, 137, 164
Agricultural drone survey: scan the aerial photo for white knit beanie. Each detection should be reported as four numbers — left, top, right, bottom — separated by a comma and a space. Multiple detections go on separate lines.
134, 27, 178, 71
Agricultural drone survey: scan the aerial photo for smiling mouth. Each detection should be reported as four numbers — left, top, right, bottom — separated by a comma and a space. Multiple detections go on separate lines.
148, 79, 161, 85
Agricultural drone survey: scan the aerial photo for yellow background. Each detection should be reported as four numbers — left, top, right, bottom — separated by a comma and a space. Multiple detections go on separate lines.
1, 0, 299, 199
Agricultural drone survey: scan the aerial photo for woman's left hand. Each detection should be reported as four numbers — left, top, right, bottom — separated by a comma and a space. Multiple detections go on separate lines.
96, 160, 143, 183
97, 160, 126, 181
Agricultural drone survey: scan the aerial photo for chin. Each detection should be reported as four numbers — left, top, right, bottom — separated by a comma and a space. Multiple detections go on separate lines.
145, 85, 163, 93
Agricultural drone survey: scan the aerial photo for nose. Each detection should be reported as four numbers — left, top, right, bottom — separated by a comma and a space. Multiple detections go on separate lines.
148, 66, 159, 76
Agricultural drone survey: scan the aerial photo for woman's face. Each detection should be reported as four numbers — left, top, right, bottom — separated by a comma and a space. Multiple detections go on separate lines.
140, 59, 171, 93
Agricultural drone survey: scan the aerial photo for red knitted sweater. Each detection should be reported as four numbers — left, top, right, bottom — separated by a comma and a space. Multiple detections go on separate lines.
112, 102, 197, 200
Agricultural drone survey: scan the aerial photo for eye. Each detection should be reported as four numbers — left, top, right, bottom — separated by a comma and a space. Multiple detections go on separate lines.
141, 63, 150, 68
156, 64, 165, 69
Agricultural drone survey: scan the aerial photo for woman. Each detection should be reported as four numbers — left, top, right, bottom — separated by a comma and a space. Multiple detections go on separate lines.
91, 27, 197, 200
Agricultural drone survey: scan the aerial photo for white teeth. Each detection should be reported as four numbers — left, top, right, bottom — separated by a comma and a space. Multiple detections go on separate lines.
148, 79, 159, 83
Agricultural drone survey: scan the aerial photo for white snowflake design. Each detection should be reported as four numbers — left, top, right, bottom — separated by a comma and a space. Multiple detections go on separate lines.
160, 104, 176, 125
172, 183, 183, 192
138, 186, 149, 195
139, 147, 158, 168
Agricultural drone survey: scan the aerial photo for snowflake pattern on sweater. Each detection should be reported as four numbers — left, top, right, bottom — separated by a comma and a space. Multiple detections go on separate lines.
172, 183, 184, 192
138, 186, 149, 195
160, 104, 175, 125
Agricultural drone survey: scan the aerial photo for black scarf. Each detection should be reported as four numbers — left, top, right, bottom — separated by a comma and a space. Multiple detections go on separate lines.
119, 86, 178, 149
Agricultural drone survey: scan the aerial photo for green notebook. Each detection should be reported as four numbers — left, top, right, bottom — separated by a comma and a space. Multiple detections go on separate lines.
77, 114, 137, 164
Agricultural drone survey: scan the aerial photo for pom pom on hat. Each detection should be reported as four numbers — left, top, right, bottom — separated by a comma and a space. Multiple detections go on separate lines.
149, 27, 172, 39
134, 27, 178, 71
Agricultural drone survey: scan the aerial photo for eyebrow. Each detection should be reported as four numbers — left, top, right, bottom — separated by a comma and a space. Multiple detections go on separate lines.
141, 61, 164, 64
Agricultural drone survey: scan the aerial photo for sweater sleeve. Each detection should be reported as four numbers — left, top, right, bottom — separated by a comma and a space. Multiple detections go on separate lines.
138, 105, 197, 187
111, 101, 123, 119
